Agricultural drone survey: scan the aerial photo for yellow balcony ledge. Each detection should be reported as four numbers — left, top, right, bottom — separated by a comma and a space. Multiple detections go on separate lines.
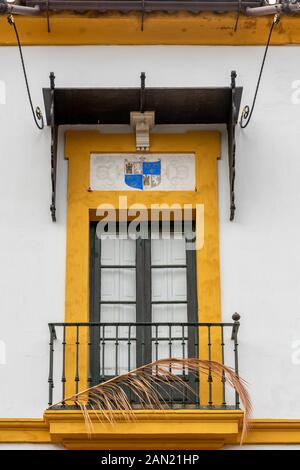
43, 409, 244, 450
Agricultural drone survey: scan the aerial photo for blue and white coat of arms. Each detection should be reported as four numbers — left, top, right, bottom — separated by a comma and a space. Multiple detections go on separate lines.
124, 157, 161, 190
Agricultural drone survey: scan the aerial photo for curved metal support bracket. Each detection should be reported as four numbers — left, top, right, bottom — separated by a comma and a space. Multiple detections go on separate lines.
227, 71, 238, 221
49, 72, 58, 222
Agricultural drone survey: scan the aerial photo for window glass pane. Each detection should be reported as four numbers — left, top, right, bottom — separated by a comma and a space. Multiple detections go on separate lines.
151, 236, 186, 266
152, 268, 186, 302
101, 268, 136, 302
100, 304, 136, 325
152, 303, 187, 324
100, 306, 136, 376
151, 235, 187, 300
101, 238, 136, 266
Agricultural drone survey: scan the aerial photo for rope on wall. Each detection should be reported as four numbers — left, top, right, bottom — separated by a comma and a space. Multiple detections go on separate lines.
7, 14, 44, 130
239, 14, 280, 128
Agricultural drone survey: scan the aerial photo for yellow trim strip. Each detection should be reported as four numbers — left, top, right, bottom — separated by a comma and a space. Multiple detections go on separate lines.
0, 419, 51, 443
247, 419, 300, 445
1, 416, 300, 447
1, 13, 300, 46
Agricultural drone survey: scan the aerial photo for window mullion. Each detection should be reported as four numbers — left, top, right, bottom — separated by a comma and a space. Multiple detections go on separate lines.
186, 244, 198, 357
136, 237, 145, 366
143, 237, 152, 365
89, 224, 101, 385
186, 238, 199, 404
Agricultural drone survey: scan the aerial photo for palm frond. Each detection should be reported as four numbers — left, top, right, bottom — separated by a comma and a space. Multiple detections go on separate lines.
50, 358, 251, 444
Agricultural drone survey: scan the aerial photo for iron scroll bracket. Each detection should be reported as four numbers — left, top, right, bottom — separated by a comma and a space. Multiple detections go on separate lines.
49, 72, 58, 222
227, 70, 238, 221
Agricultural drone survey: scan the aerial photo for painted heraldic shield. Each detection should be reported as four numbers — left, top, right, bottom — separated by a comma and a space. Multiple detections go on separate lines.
124, 158, 161, 190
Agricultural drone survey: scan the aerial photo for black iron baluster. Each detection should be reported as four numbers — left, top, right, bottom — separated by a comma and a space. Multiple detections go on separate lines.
75, 325, 80, 395
141, 327, 145, 366
169, 324, 173, 407
195, 323, 200, 405
181, 324, 186, 405
128, 325, 131, 372
207, 325, 213, 408
88, 325, 92, 387
61, 325, 66, 404
168, 324, 172, 360
155, 324, 159, 363
128, 325, 132, 403
101, 325, 106, 381
98, 235, 101, 383
48, 325, 56, 407
115, 325, 119, 376
221, 325, 226, 408
181, 324, 186, 375
231, 313, 241, 409
155, 324, 159, 381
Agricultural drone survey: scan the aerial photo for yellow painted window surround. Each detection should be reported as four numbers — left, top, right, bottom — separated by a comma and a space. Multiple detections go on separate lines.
63, 130, 222, 402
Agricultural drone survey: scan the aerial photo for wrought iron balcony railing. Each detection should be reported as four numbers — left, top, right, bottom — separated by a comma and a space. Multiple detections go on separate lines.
48, 314, 240, 410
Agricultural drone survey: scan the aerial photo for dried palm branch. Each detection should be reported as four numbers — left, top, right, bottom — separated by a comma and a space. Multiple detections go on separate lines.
50, 358, 251, 444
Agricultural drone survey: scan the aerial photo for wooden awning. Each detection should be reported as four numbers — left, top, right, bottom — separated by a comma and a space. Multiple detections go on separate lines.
43, 71, 242, 221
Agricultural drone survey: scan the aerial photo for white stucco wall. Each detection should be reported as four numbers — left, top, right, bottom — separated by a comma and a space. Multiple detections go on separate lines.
0, 45, 299, 420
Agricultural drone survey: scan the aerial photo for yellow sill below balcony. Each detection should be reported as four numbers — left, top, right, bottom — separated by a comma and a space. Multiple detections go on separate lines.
43, 409, 244, 450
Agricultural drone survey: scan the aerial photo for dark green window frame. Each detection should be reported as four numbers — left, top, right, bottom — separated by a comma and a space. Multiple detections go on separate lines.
89, 221, 199, 404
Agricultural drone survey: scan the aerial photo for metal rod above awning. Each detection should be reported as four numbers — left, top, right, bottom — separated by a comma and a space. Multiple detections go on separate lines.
23, 1, 264, 14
